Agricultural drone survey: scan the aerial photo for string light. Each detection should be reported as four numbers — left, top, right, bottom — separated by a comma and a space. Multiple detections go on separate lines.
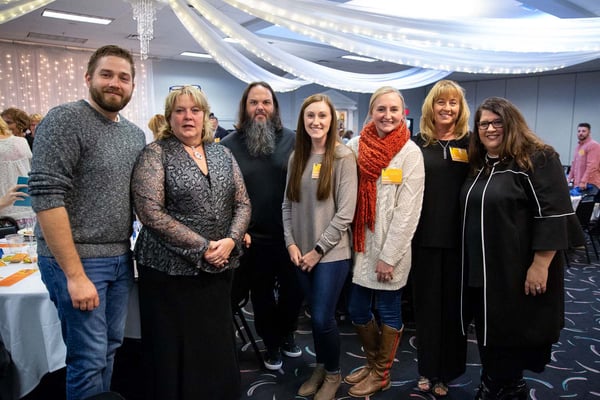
0, 43, 154, 141
0, 0, 53, 24
180, 0, 450, 92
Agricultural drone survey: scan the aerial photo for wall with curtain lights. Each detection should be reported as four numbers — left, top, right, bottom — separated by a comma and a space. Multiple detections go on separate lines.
1, 42, 599, 163
0, 43, 155, 143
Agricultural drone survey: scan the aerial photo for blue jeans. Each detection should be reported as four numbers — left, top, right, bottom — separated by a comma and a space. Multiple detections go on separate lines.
39, 254, 133, 400
295, 259, 350, 372
348, 283, 403, 330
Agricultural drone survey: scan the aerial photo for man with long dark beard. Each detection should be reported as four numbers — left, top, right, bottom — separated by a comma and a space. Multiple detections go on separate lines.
29, 45, 145, 400
222, 82, 304, 371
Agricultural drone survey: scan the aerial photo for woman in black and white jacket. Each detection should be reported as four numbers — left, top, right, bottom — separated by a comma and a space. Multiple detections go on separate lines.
460, 96, 574, 400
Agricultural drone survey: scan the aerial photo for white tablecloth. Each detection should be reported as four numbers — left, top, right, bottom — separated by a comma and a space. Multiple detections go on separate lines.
0, 263, 66, 398
0, 260, 141, 398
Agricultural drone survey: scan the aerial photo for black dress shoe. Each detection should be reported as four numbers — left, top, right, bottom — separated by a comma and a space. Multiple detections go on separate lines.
475, 378, 527, 400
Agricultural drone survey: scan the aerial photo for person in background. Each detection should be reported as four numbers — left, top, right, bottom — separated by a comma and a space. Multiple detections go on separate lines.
461, 97, 572, 400
221, 81, 304, 371
147, 113, 166, 141
28, 45, 146, 400
1, 108, 30, 138
0, 184, 28, 212
0, 117, 35, 228
342, 129, 353, 144
411, 79, 470, 397
26, 113, 43, 149
132, 85, 250, 400
568, 123, 600, 197
210, 112, 230, 140
344, 86, 425, 398
283, 94, 357, 400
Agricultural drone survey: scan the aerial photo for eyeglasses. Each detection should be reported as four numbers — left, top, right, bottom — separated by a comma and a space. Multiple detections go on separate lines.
168, 84, 202, 92
478, 119, 503, 130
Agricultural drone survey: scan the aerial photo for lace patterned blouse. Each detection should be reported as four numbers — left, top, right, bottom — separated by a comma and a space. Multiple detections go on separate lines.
131, 136, 251, 275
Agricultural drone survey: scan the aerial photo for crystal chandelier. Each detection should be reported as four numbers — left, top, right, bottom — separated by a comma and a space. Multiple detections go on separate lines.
128, 0, 158, 60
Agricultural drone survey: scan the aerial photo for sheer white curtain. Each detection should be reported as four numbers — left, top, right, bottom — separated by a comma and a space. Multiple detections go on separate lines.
0, 43, 155, 139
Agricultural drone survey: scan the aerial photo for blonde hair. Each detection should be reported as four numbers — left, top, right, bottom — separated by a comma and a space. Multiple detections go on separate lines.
157, 86, 213, 143
367, 86, 405, 123
0, 117, 10, 135
147, 114, 166, 140
29, 113, 43, 123
419, 80, 470, 146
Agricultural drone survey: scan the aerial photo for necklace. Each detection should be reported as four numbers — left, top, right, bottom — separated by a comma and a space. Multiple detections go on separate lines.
438, 139, 451, 159
185, 144, 203, 160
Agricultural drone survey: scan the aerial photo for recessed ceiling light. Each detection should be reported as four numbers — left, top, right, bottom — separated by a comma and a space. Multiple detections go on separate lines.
42, 9, 113, 25
341, 55, 377, 63
180, 52, 212, 59
27, 32, 87, 44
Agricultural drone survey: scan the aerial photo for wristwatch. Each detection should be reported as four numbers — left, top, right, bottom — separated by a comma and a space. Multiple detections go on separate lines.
314, 245, 324, 256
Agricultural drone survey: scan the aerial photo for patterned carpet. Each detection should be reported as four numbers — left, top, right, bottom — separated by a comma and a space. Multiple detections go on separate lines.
235, 255, 600, 400
24, 252, 600, 400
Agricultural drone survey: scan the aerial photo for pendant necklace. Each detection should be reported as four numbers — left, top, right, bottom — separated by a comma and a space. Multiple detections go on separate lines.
186, 144, 203, 160
439, 139, 451, 159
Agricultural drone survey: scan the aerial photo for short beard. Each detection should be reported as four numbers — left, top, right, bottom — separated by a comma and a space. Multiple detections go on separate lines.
89, 85, 131, 113
243, 119, 276, 157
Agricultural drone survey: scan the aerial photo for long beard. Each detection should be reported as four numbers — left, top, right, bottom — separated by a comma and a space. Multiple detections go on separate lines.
244, 119, 276, 157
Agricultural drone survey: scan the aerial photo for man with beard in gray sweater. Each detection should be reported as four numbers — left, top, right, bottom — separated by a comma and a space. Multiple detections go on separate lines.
28, 45, 145, 400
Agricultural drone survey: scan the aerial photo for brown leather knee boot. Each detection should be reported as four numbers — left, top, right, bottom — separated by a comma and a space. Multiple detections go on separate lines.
348, 324, 402, 398
344, 318, 380, 385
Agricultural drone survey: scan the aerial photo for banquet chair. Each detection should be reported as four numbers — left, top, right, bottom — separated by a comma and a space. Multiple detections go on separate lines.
575, 196, 598, 263
0, 216, 18, 239
231, 268, 263, 368
232, 292, 263, 368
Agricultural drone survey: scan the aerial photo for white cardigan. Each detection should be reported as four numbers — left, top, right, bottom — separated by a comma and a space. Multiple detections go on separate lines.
346, 137, 424, 290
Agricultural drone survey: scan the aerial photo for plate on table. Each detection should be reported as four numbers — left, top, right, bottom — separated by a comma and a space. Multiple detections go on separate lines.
17, 228, 34, 237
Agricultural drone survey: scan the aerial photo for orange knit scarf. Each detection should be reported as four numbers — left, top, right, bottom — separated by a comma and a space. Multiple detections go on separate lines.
353, 120, 410, 252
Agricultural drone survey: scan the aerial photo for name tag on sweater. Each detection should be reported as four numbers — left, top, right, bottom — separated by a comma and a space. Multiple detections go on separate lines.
312, 163, 321, 179
450, 147, 468, 163
381, 168, 402, 184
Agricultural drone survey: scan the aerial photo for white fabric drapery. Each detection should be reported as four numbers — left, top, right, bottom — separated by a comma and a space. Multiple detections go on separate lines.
1, 0, 599, 93
219, 0, 600, 73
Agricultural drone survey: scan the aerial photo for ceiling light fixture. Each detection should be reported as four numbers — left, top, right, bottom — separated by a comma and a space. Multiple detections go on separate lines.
27, 32, 88, 44
41, 9, 113, 25
341, 55, 377, 62
180, 51, 213, 58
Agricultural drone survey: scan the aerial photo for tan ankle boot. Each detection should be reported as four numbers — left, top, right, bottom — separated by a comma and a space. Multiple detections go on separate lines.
348, 325, 403, 398
298, 365, 326, 396
344, 319, 380, 384
314, 373, 341, 400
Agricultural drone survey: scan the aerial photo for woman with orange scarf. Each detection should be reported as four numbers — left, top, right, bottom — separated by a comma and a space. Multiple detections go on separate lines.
344, 86, 425, 397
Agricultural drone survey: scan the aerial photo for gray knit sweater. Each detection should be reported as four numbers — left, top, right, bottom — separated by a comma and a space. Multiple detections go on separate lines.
29, 100, 146, 258
282, 144, 358, 262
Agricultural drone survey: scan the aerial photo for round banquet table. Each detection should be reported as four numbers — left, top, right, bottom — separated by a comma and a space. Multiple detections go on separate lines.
0, 261, 66, 398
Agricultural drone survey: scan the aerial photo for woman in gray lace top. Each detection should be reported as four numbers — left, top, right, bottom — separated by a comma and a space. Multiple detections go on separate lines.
131, 86, 250, 400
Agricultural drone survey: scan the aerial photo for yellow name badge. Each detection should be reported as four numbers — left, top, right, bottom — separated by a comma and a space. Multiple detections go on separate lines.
312, 163, 321, 179
449, 147, 469, 163
579, 149, 585, 156
381, 168, 402, 184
